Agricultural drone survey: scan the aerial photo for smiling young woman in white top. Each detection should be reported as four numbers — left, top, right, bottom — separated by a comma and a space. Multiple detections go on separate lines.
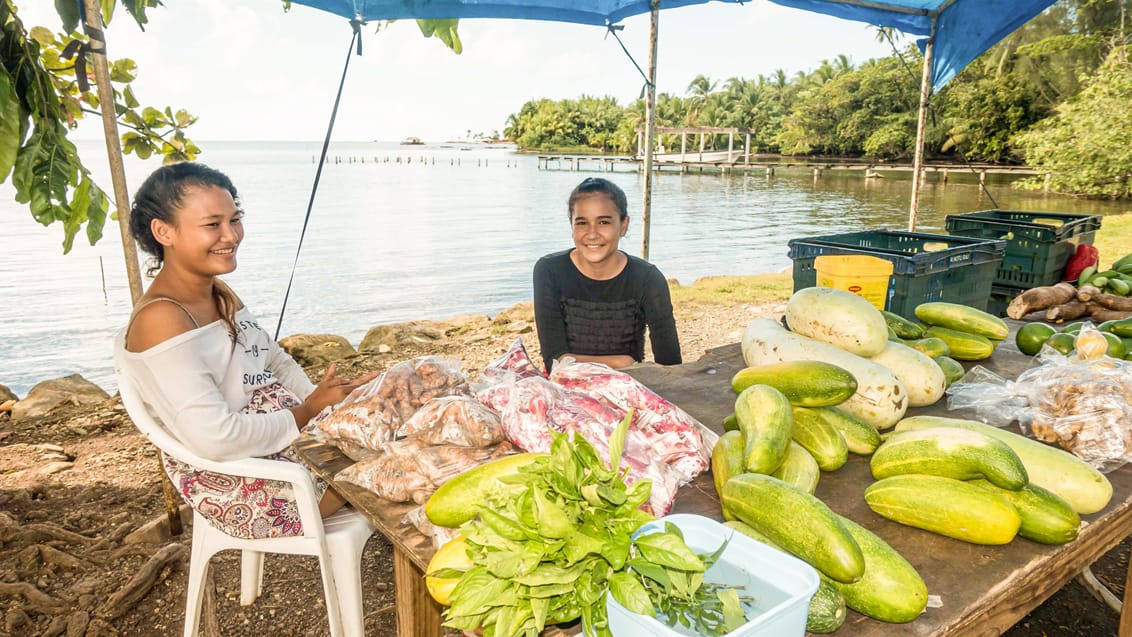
113, 163, 376, 539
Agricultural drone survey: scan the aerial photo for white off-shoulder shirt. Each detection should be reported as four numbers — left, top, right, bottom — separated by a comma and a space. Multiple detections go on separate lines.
114, 306, 317, 462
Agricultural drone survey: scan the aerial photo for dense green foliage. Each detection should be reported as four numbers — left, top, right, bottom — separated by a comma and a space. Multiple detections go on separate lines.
504, 1, 1131, 197
1013, 46, 1132, 198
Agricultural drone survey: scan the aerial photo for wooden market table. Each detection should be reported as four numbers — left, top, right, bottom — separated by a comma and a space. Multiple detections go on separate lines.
294, 326, 1132, 637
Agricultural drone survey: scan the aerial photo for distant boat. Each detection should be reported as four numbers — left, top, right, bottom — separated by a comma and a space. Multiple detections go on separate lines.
400, 136, 424, 145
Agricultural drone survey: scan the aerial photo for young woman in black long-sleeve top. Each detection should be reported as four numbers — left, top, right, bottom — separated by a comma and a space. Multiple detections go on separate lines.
533, 177, 681, 372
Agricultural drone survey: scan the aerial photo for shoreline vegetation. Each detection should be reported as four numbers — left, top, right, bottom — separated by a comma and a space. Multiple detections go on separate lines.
502, 16, 1132, 199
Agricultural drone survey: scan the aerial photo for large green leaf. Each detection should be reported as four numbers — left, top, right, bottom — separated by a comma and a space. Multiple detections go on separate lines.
0, 68, 21, 182
54, 0, 80, 33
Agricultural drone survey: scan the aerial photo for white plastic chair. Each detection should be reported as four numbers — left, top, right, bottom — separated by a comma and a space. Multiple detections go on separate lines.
116, 372, 374, 637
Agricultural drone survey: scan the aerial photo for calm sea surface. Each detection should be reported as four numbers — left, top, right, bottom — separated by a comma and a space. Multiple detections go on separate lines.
2, 141, 1127, 396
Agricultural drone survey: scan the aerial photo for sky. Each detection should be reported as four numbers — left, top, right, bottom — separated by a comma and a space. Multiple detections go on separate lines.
19, 0, 899, 143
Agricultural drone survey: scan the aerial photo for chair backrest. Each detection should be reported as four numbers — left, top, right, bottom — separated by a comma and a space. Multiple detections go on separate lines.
116, 369, 215, 469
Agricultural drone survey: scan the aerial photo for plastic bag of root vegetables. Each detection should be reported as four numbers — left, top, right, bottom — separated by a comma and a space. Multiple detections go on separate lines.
312, 356, 469, 452
396, 395, 505, 446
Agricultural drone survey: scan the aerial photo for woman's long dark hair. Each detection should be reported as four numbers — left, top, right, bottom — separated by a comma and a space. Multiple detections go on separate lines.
130, 163, 241, 339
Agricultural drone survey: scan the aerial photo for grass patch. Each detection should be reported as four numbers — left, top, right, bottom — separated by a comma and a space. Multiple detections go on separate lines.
1093, 213, 1132, 268
670, 273, 793, 306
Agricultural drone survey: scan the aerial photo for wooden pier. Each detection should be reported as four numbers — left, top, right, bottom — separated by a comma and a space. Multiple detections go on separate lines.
535, 152, 1044, 186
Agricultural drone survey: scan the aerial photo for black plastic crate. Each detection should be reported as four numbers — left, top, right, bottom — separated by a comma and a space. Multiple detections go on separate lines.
945, 210, 1101, 289
788, 230, 1006, 319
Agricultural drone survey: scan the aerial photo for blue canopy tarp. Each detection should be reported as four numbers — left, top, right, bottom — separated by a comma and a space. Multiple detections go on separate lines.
288, 0, 1059, 89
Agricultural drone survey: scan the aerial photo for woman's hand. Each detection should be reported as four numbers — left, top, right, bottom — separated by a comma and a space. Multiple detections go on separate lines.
291, 364, 380, 428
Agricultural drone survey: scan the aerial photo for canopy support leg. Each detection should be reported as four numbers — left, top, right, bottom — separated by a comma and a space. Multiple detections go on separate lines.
909, 25, 935, 232
640, 0, 659, 261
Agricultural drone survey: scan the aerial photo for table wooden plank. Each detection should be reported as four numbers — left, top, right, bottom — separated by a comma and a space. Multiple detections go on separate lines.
295, 322, 1132, 637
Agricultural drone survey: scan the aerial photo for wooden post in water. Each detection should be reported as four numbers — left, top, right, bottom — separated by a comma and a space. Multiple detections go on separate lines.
698, 133, 705, 163
82, 0, 183, 537
681, 133, 687, 163
908, 22, 936, 232
727, 132, 734, 164
745, 132, 751, 165
640, 0, 660, 261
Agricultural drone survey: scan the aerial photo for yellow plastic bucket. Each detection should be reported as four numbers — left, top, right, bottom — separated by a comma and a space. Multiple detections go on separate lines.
815, 255, 894, 310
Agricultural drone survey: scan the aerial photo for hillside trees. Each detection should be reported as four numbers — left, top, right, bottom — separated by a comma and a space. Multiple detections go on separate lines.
1013, 45, 1132, 198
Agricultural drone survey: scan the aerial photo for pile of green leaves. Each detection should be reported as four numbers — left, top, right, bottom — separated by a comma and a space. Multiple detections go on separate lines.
433, 414, 749, 637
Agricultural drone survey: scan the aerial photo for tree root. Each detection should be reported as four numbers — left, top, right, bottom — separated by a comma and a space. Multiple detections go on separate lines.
15, 544, 93, 575
95, 543, 188, 620
0, 522, 97, 546
0, 581, 67, 612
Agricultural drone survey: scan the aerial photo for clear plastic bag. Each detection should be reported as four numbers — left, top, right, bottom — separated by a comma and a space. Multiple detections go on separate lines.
384, 439, 517, 486
402, 506, 461, 549
475, 372, 683, 515
396, 395, 505, 446
945, 366, 1029, 428
947, 337, 1132, 472
482, 337, 545, 382
313, 356, 469, 452
334, 453, 435, 504
549, 358, 713, 478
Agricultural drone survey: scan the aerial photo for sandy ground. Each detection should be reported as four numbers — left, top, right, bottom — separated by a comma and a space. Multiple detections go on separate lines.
1, 299, 1127, 636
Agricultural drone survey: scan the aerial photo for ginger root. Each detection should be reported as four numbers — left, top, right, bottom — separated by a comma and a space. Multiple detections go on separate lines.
1008, 282, 1077, 319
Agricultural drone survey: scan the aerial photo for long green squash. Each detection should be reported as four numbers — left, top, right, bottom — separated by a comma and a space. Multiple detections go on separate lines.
915, 302, 1009, 340
968, 479, 1081, 545
871, 427, 1028, 490
735, 384, 794, 474
731, 360, 857, 406
792, 407, 848, 472
813, 407, 881, 455
865, 474, 1021, 545
723, 473, 864, 583
771, 441, 821, 494
830, 516, 928, 623
895, 416, 1113, 514
712, 430, 747, 520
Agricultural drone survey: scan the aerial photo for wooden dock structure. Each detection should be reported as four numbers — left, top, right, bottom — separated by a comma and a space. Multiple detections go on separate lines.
536, 152, 1044, 186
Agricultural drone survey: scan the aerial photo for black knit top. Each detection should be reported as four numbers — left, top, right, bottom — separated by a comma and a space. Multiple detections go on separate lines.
532, 249, 681, 371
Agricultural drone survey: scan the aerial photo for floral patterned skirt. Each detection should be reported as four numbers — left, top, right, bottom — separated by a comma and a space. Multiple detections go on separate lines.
163, 382, 329, 539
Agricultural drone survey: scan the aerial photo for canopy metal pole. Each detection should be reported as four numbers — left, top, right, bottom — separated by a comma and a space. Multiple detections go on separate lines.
908, 22, 935, 232
640, 0, 659, 260
82, 0, 183, 537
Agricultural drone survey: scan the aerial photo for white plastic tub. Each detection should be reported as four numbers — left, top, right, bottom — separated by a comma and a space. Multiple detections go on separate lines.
606, 514, 819, 637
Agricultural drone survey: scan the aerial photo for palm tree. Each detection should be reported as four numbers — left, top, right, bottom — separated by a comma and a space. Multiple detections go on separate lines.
685, 74, 717, 124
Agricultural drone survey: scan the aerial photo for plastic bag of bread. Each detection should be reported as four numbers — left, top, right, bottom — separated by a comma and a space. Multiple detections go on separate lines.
396, 395, 505, 446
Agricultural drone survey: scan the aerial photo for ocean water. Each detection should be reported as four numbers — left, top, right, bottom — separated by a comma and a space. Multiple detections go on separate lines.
1, 140, 1126, 396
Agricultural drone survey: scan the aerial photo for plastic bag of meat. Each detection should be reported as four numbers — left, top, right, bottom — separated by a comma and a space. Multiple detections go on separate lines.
384, 439, 517, 486
483, 337, 545, 382
476, 374, 682, 514
312, 356, 470, 452
396, 395, 505, 447
334, 453, 435, 504
548, 358, 712, 479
